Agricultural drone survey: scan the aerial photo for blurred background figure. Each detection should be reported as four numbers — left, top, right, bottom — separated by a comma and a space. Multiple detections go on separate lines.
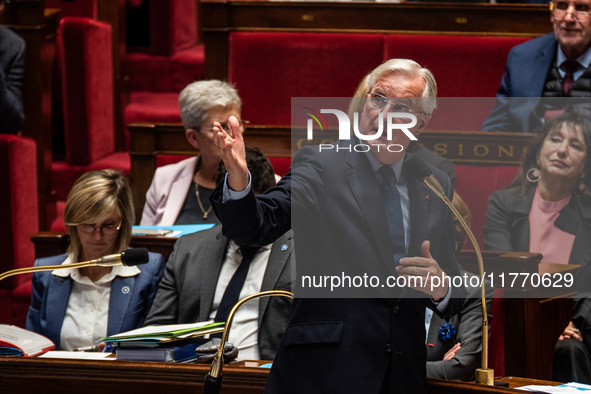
0, 0, 25, 134
26, 170, 165, 350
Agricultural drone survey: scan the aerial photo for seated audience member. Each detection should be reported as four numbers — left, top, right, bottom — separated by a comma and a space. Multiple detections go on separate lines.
483, 113, 591, 383
26, 170, 166, 350
0, 0, 25, 134
140, 80, 244, 226
482, 0, 591, 132
144, 147, 293, 361
426, 192, 493, 381
348, 73, 457, 186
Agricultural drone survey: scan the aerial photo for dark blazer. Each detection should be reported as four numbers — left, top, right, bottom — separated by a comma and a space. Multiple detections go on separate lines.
25, 252, 166, 349
426, 273, 494, 381
481, 33, 558, 133
211, 143, 466, 394
144, 226, 294, 361
0, 25, 25, 134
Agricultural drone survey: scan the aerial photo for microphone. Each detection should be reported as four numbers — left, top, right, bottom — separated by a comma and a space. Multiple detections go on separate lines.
96, 248, 150, 267
0, 248, 150, 282
405, 154, 494, 386
203, 290, 294, 394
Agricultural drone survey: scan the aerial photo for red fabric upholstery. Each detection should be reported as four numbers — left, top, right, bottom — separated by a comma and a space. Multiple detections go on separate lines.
0, 135, 38, 326
58, 17, 115, 165
126, 45, 204, 92
269, 157, 291, 176
147, 0, 197, 56
489, 290, 506, 376
52, 17, 130, 213
455, 164, 519, 251
229, 32, 384, 126
124, 92, 181, 124
383, 35, 531, 97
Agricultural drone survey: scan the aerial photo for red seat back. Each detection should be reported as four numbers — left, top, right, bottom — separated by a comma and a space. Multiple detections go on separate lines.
229, 32, 384, 126
0, 135, 38, 325
58, 17, 115, 165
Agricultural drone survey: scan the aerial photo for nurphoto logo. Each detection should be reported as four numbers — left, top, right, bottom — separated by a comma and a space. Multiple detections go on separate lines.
303, 107, 418, 153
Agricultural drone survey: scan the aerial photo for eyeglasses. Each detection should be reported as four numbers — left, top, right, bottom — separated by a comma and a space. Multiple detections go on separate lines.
76, 221, 122, 235
366, 92, 427, 115
550, 1, 591, 21
206, 119, 249, 133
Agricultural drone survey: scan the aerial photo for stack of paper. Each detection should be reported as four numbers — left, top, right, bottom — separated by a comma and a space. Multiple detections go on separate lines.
100, 321, 225, 347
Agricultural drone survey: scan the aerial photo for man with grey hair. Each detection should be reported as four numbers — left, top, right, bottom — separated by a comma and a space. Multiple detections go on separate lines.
210, 59, 466, 394
140, 79, 243, 226
0, 0, 25, 134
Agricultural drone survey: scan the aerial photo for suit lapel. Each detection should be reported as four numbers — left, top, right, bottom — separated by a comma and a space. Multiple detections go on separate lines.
108, 276, 136, 335
46, 275, 73, 348
530, 35, 557, 96
162, 157, 198, 225
198, 228, 229, 321
258, 231, 293, 323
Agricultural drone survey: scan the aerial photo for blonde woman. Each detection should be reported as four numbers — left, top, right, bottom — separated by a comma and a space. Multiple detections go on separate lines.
26, 170, 165, 350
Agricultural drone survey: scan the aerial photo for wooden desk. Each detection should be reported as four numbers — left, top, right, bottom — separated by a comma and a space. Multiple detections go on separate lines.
458, 251, 578, 380
0, 356, 562, 394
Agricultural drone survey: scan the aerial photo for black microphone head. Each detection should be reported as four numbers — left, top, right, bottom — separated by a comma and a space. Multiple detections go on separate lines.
121, 248, 149, 266
405, 153, 432, 182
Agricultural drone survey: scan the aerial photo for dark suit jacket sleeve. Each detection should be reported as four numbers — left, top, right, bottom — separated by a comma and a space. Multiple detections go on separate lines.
427, 280, 494, 381
211, 146, 323, 247
484, 190, 516, 252
0, 26, 25, 134
144, 243, 184, 326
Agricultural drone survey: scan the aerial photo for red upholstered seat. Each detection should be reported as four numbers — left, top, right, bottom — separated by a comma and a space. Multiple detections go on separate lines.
383, 35, 531, 98
51, 17, 130, 209
228, 32, 384, 126
455, 164, 519, 251
0, 135, 39, 326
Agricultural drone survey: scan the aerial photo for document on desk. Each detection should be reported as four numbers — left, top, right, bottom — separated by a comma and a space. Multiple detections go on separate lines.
38, 351, 114, 360
517, 382, 591, 393
132, 224, 215, 237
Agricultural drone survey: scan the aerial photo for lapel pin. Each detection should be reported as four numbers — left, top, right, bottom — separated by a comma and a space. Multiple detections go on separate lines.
281, 244, 288, 251
425, 195, 429, 200
121, 286, 130, 295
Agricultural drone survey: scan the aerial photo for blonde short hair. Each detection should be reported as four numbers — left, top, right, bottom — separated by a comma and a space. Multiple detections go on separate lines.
63, 170, 134, 259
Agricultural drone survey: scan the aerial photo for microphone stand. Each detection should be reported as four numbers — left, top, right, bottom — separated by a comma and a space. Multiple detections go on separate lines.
203, 290, 294, 394
420, 175, 495, 386
0, 249, 149, 282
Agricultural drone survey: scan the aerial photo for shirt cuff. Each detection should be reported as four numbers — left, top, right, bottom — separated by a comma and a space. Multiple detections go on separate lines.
222, 171, 252, 202
431, 285, 452, 313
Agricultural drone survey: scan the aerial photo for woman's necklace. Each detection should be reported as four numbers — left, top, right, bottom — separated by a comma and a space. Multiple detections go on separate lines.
195, 182, 212, 220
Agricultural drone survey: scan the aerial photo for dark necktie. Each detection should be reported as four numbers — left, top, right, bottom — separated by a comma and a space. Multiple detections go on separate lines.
378, 165, 406, 265
562, 60, 579, 95
213, 245, 259, 325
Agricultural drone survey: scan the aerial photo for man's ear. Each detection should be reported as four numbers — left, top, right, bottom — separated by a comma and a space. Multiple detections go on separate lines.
414, 114, 432, 137
185, 128, 200, 150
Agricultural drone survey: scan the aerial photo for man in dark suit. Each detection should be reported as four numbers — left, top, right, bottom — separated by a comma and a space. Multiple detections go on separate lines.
482, 0, 591, 132
145, 147, 293, 361
0, 0, 25, 134
211, 59, 466, 393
